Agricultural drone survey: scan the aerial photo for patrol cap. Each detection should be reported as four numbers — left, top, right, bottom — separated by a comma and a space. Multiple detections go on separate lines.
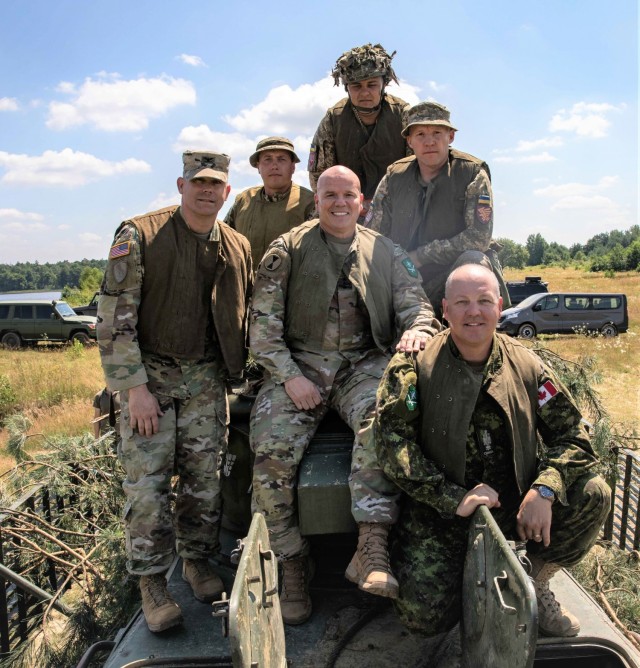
182, 150, 230, 182
332, 43, 399, 87
402, 101, 458, 137
249, 137, 300, 168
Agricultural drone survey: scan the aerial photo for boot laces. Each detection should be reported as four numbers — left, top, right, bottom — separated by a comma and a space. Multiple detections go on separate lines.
146, 575, 172, 606
360, 526, 391, 571
282, 560, 306, 601
536, 579, 562, 616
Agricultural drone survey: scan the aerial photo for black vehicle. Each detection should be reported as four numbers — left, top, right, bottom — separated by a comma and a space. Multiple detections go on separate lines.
73, 291, 99, 317
507, 277, 549, 306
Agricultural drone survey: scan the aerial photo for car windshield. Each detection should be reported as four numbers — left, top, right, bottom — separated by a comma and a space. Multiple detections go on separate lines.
516, 293, 547, 309
54, 301, 76, 318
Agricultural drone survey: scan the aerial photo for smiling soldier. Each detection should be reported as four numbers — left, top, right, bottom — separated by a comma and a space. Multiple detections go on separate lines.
97, 151, 252, 633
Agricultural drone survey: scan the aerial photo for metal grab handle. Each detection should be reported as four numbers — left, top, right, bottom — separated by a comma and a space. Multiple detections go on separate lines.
260, 548, 279, 603
493, 570, 517, 615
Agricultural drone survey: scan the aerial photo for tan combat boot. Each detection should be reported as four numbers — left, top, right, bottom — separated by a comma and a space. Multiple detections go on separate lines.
345, 523, 399, 599
182, 558, 225, 603
280, 556, 313, 625
140, 574, 183, 632
529, 557, 580, 637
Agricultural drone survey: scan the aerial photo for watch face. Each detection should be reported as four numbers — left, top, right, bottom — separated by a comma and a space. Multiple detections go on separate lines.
537, 485, 554, 499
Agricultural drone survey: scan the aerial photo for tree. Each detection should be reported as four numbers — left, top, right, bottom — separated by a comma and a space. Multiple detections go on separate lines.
495, 238, 528, 269
526, 233, 548, 266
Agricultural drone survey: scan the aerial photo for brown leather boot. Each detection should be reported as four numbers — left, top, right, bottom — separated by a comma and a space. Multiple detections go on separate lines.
529, 557, 580, 637
182, 558, 225, 603
140, 574, 183, 632
345, 523, 399, 598
280, 556, 312, 625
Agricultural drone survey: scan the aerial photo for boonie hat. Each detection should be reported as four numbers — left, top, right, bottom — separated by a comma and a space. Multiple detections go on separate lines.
249, 137, 300, 168
182, 151, 230, 182
402, 101, 458, 137
332, 43, 399, 87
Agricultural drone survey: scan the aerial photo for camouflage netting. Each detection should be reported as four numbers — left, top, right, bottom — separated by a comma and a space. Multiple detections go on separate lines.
332, 43, 399, 87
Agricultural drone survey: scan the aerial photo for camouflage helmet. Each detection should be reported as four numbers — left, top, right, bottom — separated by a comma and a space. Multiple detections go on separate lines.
402, 101, 458, 137
332, 43, 399, 87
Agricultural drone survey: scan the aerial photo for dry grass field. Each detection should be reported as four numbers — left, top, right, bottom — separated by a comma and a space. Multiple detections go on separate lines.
503, 266, 639, 429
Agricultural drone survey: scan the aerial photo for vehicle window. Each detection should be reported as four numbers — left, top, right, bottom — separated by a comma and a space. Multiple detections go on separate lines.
541, 296, 559, 311
593, 297, 619, 309
564, 297, 589, 310
0, 305, 9, 319
14, 305, 33, 319
54, 302, 76, 318
35, 305, 54, 319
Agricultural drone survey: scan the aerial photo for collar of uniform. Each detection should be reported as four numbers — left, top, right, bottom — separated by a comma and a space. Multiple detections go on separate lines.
447, 333, 502, 381
175, 206, 220, 241
261, 186, 292, 203
319, 225, 359, 255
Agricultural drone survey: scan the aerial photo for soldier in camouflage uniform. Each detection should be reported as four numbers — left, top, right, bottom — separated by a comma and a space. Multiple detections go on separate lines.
250, 165, 440, 625
308, 43, 410, 218
365, 101, 510, 319
375, 263, 610, 641
225, 136, 315, 267
97, 151, 253, 633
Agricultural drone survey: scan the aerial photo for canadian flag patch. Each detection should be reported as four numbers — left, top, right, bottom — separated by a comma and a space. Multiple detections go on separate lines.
538, 380, 558, 407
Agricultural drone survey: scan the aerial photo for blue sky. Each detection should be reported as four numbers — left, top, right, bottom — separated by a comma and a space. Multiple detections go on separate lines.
0, 0, 637, 263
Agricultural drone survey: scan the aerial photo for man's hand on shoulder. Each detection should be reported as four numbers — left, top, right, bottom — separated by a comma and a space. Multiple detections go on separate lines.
516, 488, 553, 547
396, 328, 431, 353
128, 384, 164, 437
284, 376, 323, 411
456, 483, 501, 517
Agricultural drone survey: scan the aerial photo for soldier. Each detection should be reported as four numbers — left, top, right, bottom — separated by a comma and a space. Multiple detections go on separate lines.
375, 263, 610, 642
225, 136, 315, 266
92, 386, 120, 439
366, 101, 510, 319
97, 151, 253, 633
250, 165, 440, 625
308, 43, 409, 218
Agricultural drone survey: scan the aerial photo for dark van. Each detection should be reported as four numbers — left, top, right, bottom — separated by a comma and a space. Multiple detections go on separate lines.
498, 292, 628, 339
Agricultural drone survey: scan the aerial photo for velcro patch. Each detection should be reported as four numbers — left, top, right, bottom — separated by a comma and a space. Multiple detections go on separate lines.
405, 384, 418, 411
538, 380, 558, 407
402, 257, 419, 278
110, 241, 131, 259
307, 145, 317, 171
262, 252, 283, 272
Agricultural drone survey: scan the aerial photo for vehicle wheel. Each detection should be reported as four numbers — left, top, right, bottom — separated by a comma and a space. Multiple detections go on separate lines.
71, 332, 91, 346
601, 323, 617, 337
1, 332, 22, 349
517, 323, 536, 339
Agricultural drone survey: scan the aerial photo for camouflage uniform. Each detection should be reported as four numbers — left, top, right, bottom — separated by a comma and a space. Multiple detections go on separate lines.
98, 215, 251, 576
250, 223, 439, 560
375, 332, 611, 635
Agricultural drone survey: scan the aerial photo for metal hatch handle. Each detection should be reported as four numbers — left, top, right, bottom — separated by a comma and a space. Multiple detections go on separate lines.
493, 571, 517, 615
260, 547, 278, 607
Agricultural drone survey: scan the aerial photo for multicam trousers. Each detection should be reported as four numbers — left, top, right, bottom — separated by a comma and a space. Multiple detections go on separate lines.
119, 358, 229, 575
251, 365, 400, 560
391, 472, 611, 636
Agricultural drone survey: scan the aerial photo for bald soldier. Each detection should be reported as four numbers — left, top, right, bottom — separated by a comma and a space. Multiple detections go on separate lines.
250, 166, 439, 625
375, 264, 610, 642
366, 101, 510, 319
308, 43, 410, 218
98, 151, 252, 633
225, 136, 315, 266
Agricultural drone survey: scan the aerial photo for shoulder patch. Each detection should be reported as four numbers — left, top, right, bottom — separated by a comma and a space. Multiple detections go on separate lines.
112, 260, 128, 283
262, 252, 283, 272
476, 194, 493, 225
364, 207, 374, 226
405, 384, 418, 411
402, 257, 419, 278
307, 145, 317, 171
110, 240, 131, 259
538, 380, 558, 407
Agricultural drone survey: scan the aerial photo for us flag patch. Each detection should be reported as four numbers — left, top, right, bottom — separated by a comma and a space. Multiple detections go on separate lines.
538, 380, 558, 407
109, 241, 131, 259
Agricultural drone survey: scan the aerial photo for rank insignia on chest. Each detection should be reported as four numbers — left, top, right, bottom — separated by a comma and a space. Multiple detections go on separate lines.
109, 241, 131, 259
402, 257, 419, 278
405, 384, 418, 411
538, 380, 558, 407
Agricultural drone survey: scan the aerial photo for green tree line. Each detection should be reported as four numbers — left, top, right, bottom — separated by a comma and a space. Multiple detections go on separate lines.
0, 259, 107, 293
496, 225, 640, 271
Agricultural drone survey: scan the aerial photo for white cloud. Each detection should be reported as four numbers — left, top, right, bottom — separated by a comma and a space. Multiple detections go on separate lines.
57, 224, 71, 230
0, 208, 44, 222
78, 232, 104, 243
550, 195, 617, 211
514, 137, 564, 152
549, 102, 623, 138
0, 97, 19, 111
148, 191, 181, 211
178, 54, 207, 68
493, 151, 557, 164
46, 74, 196, 132
534, 176, 617, 198
0, 148, 151, 187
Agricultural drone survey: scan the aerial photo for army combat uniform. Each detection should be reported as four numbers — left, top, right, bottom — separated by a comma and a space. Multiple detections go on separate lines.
98, 205, 252, 576
250, 220, 439, 561
375, 331, 611, 635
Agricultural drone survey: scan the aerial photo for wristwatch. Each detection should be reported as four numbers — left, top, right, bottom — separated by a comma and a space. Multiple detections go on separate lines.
532, 484, 555, 502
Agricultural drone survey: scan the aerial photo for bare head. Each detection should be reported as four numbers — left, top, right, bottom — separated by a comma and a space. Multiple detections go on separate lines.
315, 166, 363, 239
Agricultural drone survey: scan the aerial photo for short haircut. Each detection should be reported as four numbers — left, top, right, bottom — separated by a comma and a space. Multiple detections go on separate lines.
444, 263, 500, 299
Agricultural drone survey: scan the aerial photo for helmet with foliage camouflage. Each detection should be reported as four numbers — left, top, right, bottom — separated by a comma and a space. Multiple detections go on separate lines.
331, 43, 399, 87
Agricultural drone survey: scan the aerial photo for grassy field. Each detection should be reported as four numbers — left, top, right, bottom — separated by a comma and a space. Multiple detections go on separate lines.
0, 266, 637, 472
